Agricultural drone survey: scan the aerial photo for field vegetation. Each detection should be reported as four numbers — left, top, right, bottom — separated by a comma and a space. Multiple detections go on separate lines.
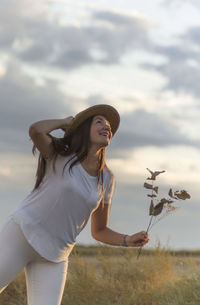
1, 244, 200, 305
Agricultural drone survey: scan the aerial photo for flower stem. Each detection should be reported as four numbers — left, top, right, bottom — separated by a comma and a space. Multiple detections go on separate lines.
137, 181, 154, 259
136, 215, 153, 260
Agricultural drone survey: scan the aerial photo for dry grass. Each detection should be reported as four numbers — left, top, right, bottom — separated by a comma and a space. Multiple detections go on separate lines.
1, 245, 200, 305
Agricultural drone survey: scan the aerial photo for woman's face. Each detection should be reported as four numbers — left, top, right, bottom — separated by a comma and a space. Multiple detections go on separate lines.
90, 115, 112, 148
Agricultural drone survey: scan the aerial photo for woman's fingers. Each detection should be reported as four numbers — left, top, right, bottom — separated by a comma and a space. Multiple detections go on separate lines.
137, 232, 149, 241
132, 231, 150, 247
126, 232, 150, 247
61, 116, 75, 131
64, 116, 75, 125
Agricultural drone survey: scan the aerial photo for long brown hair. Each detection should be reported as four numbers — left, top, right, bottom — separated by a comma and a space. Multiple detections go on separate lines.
32, 116, 106, 206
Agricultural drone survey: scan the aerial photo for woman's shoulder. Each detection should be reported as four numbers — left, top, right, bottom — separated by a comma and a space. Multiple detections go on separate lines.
46, 153, 76, 171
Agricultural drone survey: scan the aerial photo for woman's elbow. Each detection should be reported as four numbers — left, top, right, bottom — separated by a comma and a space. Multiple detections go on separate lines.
91, 228, 100, 240
91, 227, 106, 241
91, 230, 97, 240
29, 124, 40, 137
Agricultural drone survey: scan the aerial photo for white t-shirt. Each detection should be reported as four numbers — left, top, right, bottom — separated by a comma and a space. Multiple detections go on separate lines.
9, 154, 115, 263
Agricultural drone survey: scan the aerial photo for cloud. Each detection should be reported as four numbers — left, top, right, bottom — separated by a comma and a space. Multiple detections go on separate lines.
0, 61, 77, 152
2, 0, 200, 101
73, 94, 200, 155
140, 26, 200, 98
162, 0, 200, 8
109, 108, 199, 158
0, 1, 152, 69
0, 0, 49, 49
0, 1, 199, 155
1, 60, 196, 157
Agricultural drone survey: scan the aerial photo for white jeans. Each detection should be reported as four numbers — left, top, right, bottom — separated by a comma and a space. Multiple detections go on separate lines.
0, 217, 68, 305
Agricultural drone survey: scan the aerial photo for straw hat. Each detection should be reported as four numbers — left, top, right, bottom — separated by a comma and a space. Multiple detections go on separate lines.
64, 104, 120, 136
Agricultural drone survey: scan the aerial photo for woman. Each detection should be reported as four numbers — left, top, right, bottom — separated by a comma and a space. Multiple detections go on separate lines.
0, 104, 149, 305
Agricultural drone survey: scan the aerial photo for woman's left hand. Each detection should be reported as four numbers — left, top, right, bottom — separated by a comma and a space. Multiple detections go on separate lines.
126, 231, 150, 247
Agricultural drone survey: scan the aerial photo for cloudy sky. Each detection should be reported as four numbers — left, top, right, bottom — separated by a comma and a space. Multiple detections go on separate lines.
1, 0, 200, 250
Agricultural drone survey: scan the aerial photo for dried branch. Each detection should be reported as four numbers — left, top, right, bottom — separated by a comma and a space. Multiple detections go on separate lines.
137, 168, 191, 259
146, 168, 165, 180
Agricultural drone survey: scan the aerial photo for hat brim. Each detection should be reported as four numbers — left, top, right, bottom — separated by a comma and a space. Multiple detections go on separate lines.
64, 104, 120, 136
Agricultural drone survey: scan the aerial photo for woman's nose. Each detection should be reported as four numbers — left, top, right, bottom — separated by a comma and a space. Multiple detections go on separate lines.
103, 125, 112, 137
104, 124, 111, 131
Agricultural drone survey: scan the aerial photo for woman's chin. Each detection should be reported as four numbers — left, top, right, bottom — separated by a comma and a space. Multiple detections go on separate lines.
91, 139, 110, 149
98, 141, 110, 149
102, 141, 110, 148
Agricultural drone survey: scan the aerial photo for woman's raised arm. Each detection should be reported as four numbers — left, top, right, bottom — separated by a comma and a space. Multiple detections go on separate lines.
29, 117, 74, 159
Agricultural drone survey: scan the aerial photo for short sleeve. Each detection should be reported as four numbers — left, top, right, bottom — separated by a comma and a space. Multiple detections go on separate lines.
104, 172, 115, 205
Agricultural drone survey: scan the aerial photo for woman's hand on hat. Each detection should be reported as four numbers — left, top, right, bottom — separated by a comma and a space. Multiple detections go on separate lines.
61, 116, 74, 131
126, 231, 150, 247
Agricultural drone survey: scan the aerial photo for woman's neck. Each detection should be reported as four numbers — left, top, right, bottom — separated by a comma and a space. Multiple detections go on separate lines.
80, 149, 101, 176
85, 147, 101, 165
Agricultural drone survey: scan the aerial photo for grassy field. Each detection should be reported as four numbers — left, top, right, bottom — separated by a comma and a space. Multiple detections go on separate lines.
1, 245, 200, 305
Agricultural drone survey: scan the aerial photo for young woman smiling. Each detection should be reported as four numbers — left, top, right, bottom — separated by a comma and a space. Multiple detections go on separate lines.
0, 104, 149, 305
